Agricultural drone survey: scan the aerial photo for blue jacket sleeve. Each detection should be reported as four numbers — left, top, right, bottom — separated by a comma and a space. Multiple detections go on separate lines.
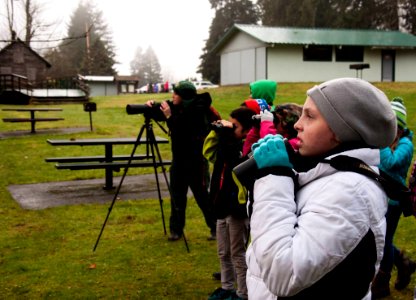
379, 133, 414, 185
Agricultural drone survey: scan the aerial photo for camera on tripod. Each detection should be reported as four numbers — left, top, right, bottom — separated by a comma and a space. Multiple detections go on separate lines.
126, 103, 166, 121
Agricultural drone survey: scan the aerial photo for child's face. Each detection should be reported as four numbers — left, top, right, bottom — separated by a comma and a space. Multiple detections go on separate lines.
294, 97, 340, 156
229, 117, 249, 140
172, 92, 182, 105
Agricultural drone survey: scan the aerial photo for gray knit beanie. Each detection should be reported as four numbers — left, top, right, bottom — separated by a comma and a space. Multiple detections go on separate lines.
307, 78, 396, 148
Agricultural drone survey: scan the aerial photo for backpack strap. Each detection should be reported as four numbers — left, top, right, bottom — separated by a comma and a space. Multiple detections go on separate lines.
322, 155, 413, 217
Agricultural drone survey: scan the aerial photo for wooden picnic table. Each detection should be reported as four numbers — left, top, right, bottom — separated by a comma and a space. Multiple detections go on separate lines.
2, 107, 64, 133
46, 137, 171, 189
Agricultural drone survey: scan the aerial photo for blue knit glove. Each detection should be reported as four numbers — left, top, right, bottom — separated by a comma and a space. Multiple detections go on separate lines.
252, 134, 293, 169
251, 134, 276, 152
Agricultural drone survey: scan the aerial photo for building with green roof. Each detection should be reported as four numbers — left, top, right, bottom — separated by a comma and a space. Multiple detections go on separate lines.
212, 24, 416, 84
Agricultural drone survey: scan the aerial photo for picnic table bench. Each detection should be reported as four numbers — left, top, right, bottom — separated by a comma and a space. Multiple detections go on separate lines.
2, 108, 64, 133
46, 137, 171, 189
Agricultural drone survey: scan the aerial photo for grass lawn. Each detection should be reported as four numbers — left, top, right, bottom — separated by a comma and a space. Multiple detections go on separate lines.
1, 82, 416, 299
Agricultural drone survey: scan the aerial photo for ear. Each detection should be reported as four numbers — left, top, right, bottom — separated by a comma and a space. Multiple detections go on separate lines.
331, 132, 341, 145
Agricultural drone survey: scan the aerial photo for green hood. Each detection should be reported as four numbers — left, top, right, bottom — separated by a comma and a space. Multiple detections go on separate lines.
249, 80, 277, 106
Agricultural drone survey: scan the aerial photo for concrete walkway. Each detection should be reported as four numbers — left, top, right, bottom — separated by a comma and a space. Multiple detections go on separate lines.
8, 173, 171, 210
0, 127, 90, 139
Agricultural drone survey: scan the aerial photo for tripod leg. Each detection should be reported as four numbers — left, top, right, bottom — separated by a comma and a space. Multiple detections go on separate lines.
147, 124, 190, 253
147, 126, 167, 235
93, 123, 146, 252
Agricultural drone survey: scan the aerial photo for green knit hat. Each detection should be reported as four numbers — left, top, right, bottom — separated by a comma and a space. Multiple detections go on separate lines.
391, 96, 407, 129
173, 81, 197, 100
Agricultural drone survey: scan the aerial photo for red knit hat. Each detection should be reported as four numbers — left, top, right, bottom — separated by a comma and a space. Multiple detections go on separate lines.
244, 99, 269, 114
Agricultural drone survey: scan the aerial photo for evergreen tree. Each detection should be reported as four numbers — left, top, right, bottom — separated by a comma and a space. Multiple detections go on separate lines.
45, 1, 116, 78
257, 0, 414, 31
130, 46, 147, 84
258, 0, 318, 27
140, 46, 162, 85
199, 0, 259, 83
401, 0, 416, 34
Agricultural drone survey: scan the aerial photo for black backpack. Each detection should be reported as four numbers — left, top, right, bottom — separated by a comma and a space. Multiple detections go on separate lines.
323, 155, 413, 217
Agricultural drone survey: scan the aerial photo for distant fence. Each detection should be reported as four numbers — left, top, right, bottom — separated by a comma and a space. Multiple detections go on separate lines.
34, 77, 90, 96
0, 74, 89, 96
0, 74, 32, 95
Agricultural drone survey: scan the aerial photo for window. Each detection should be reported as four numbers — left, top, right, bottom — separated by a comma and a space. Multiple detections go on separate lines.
303, 45, 332, 61
335, 46, 364, 62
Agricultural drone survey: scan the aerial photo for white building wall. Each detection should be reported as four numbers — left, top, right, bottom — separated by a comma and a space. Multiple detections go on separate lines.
219, 32, 416, 84
395, 50, 416, 81
241, 49, 256, 83
220, 47, 267, 85
88, 82, 117, 97
267, 46, 384, 82
256, 47, 267, 80
220, 32, 266, 85
221, 52, 241, 85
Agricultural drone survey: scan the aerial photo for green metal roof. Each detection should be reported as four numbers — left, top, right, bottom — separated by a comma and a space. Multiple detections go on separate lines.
213, 24, 416, 52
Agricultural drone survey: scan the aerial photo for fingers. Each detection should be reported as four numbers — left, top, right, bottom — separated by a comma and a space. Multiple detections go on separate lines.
146, 100, 155, 107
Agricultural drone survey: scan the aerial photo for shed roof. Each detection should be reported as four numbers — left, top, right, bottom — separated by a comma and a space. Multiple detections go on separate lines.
213, 24, 416, 52
116, 75, 140, 81
0, 39, 51, 67
81, 75, 114, 82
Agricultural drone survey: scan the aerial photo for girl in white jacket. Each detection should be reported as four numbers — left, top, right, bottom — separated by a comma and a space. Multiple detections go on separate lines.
246, 78, 397, 300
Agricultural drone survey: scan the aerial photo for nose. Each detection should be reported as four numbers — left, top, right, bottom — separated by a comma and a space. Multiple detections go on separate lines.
294, 119, 301, 132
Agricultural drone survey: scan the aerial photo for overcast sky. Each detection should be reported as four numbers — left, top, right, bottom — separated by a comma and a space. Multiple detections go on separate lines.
3, 0, 215, 82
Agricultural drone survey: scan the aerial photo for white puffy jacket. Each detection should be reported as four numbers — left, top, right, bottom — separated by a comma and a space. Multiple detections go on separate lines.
246, 148, 388, 299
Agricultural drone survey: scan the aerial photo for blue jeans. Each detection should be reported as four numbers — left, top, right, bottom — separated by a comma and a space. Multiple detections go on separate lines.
380, 203, 402, 273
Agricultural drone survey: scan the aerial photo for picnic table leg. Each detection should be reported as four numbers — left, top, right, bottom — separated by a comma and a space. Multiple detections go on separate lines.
104, 144, 114, 189
30, 111, 36, 133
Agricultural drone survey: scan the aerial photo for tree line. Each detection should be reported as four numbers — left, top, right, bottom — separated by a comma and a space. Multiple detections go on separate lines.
3, 0, 416, 84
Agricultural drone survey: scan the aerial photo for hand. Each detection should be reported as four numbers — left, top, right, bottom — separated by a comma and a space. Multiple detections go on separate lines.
145, 100, 155, 107
252, 114, 261, 121
219, 119, 233, 128
260, 110, 274, 122
160, 101, 171, 118
252, 134, 293, 169
251, 134, 277, 152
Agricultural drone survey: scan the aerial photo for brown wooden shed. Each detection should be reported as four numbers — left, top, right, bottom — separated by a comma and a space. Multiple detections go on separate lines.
0, 39, 51, 84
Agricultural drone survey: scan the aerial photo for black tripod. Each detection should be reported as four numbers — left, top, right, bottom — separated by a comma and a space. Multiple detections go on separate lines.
93, 115, 189, 252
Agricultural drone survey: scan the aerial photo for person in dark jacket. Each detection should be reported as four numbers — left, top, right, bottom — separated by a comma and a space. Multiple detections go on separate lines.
146, 80, 216, 241
203, 107, 255, 300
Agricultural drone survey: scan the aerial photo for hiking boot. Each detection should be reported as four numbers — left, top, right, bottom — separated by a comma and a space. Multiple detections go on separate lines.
395, 251, 416, 290
224, 290, 246, 300
208, 287, 234, 300
371, 270, 391, 299
168, 232, 182, 241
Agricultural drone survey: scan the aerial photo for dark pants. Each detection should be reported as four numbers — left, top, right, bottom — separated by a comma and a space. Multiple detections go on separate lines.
169, 158, 216, 235
380, 203, 402, 273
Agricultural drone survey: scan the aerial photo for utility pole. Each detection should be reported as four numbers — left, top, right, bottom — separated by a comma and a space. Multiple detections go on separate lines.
85, 23, 91, 75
